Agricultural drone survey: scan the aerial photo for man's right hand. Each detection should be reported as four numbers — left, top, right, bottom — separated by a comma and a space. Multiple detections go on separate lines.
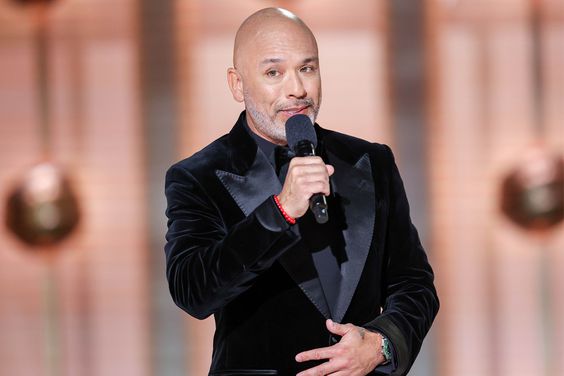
277, 156, 334, 219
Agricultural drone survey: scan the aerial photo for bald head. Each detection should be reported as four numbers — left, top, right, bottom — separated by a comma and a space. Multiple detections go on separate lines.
233, 8, 317, 69
226, 7, 322, 145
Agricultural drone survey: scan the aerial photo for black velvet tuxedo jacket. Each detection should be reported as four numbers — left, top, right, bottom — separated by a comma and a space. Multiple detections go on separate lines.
164, 112, 439, 376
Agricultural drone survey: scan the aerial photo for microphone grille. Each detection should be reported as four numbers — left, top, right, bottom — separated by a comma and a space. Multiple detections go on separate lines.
285, 114, 317, 150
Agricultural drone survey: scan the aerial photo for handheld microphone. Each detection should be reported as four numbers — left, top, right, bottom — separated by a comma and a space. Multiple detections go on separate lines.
285, 114, 329, 224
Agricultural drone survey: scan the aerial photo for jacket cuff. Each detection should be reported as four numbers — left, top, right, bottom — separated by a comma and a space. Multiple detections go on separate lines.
364, 316, 410, 376
254, 195, 293, 232
217, 196, 300, 276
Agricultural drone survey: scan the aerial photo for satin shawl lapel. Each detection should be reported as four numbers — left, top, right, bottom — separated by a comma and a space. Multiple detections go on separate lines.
213, 115, 282, 214
215, 150, 281, 218
214, 121, 331, 319
327, 151, 375, 323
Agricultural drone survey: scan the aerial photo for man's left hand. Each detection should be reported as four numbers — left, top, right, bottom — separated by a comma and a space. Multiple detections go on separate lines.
295, 319, 384, 376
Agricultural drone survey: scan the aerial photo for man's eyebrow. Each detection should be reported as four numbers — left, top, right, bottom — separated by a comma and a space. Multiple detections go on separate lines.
259, 58, 284, 66
259, 57, 319, 66
302, 57, 319, 64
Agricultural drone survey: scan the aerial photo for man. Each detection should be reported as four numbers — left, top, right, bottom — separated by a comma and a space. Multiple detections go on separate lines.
164, 7, 438, 376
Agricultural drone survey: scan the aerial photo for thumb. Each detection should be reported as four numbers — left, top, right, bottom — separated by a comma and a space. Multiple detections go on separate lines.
326, 319, 350, 336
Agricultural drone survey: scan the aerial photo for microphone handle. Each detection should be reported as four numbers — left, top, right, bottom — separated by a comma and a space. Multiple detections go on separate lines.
294, 140, 329, 224
310, 193, 329, 224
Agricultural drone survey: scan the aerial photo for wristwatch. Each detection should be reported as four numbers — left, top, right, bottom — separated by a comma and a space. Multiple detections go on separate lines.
380, 334, 392, 364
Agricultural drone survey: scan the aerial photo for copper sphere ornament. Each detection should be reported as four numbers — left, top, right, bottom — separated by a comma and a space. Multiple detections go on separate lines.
500, 148, 564, 232
5, 162, 80, 248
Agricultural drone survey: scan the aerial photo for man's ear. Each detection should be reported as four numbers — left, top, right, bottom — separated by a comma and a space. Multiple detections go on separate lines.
227, 67, 244, 103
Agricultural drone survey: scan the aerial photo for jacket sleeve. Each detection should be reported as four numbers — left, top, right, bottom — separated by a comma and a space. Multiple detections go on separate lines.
364, 146, 439, 376
164, 164, 300, 320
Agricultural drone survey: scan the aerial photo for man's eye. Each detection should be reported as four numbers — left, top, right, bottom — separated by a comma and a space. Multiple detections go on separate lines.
301, 66, 315, 73
266, 70, 280, 77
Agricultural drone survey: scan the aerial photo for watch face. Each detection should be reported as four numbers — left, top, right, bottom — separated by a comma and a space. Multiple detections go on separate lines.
382, 337, 392, 361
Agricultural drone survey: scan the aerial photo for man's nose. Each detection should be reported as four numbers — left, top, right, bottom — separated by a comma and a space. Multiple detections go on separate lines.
285, 71, 307, 98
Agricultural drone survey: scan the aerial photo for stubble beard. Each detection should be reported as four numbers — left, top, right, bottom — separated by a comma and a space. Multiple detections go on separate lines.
244, 91, 320, 145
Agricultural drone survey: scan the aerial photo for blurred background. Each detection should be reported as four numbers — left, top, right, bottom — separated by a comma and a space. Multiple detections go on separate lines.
0, 0, 562, 375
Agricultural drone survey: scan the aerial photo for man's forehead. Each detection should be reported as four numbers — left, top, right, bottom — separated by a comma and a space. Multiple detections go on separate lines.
249, 28, 318, 58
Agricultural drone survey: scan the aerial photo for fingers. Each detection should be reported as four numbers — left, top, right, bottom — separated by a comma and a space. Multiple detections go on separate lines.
295, 346, 344, 376
326, 319, 352, 337
295, 345, 334, 363
289, 157, 332, 182
277, 156, 333, 219
294, 321, 352, 364
290, 164, 331, 193
289, 155, 325, 166
295, 322, 381, 376
295, 359, 343, 376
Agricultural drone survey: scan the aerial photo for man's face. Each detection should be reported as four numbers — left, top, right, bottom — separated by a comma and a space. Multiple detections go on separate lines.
235, 22, 322, 144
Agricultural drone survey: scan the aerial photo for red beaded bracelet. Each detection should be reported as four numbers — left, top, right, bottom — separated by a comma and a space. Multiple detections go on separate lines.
273, 195, 296, 225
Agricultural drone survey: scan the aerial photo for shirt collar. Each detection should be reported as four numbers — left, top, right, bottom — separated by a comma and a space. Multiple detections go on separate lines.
242, 116, 283, 168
